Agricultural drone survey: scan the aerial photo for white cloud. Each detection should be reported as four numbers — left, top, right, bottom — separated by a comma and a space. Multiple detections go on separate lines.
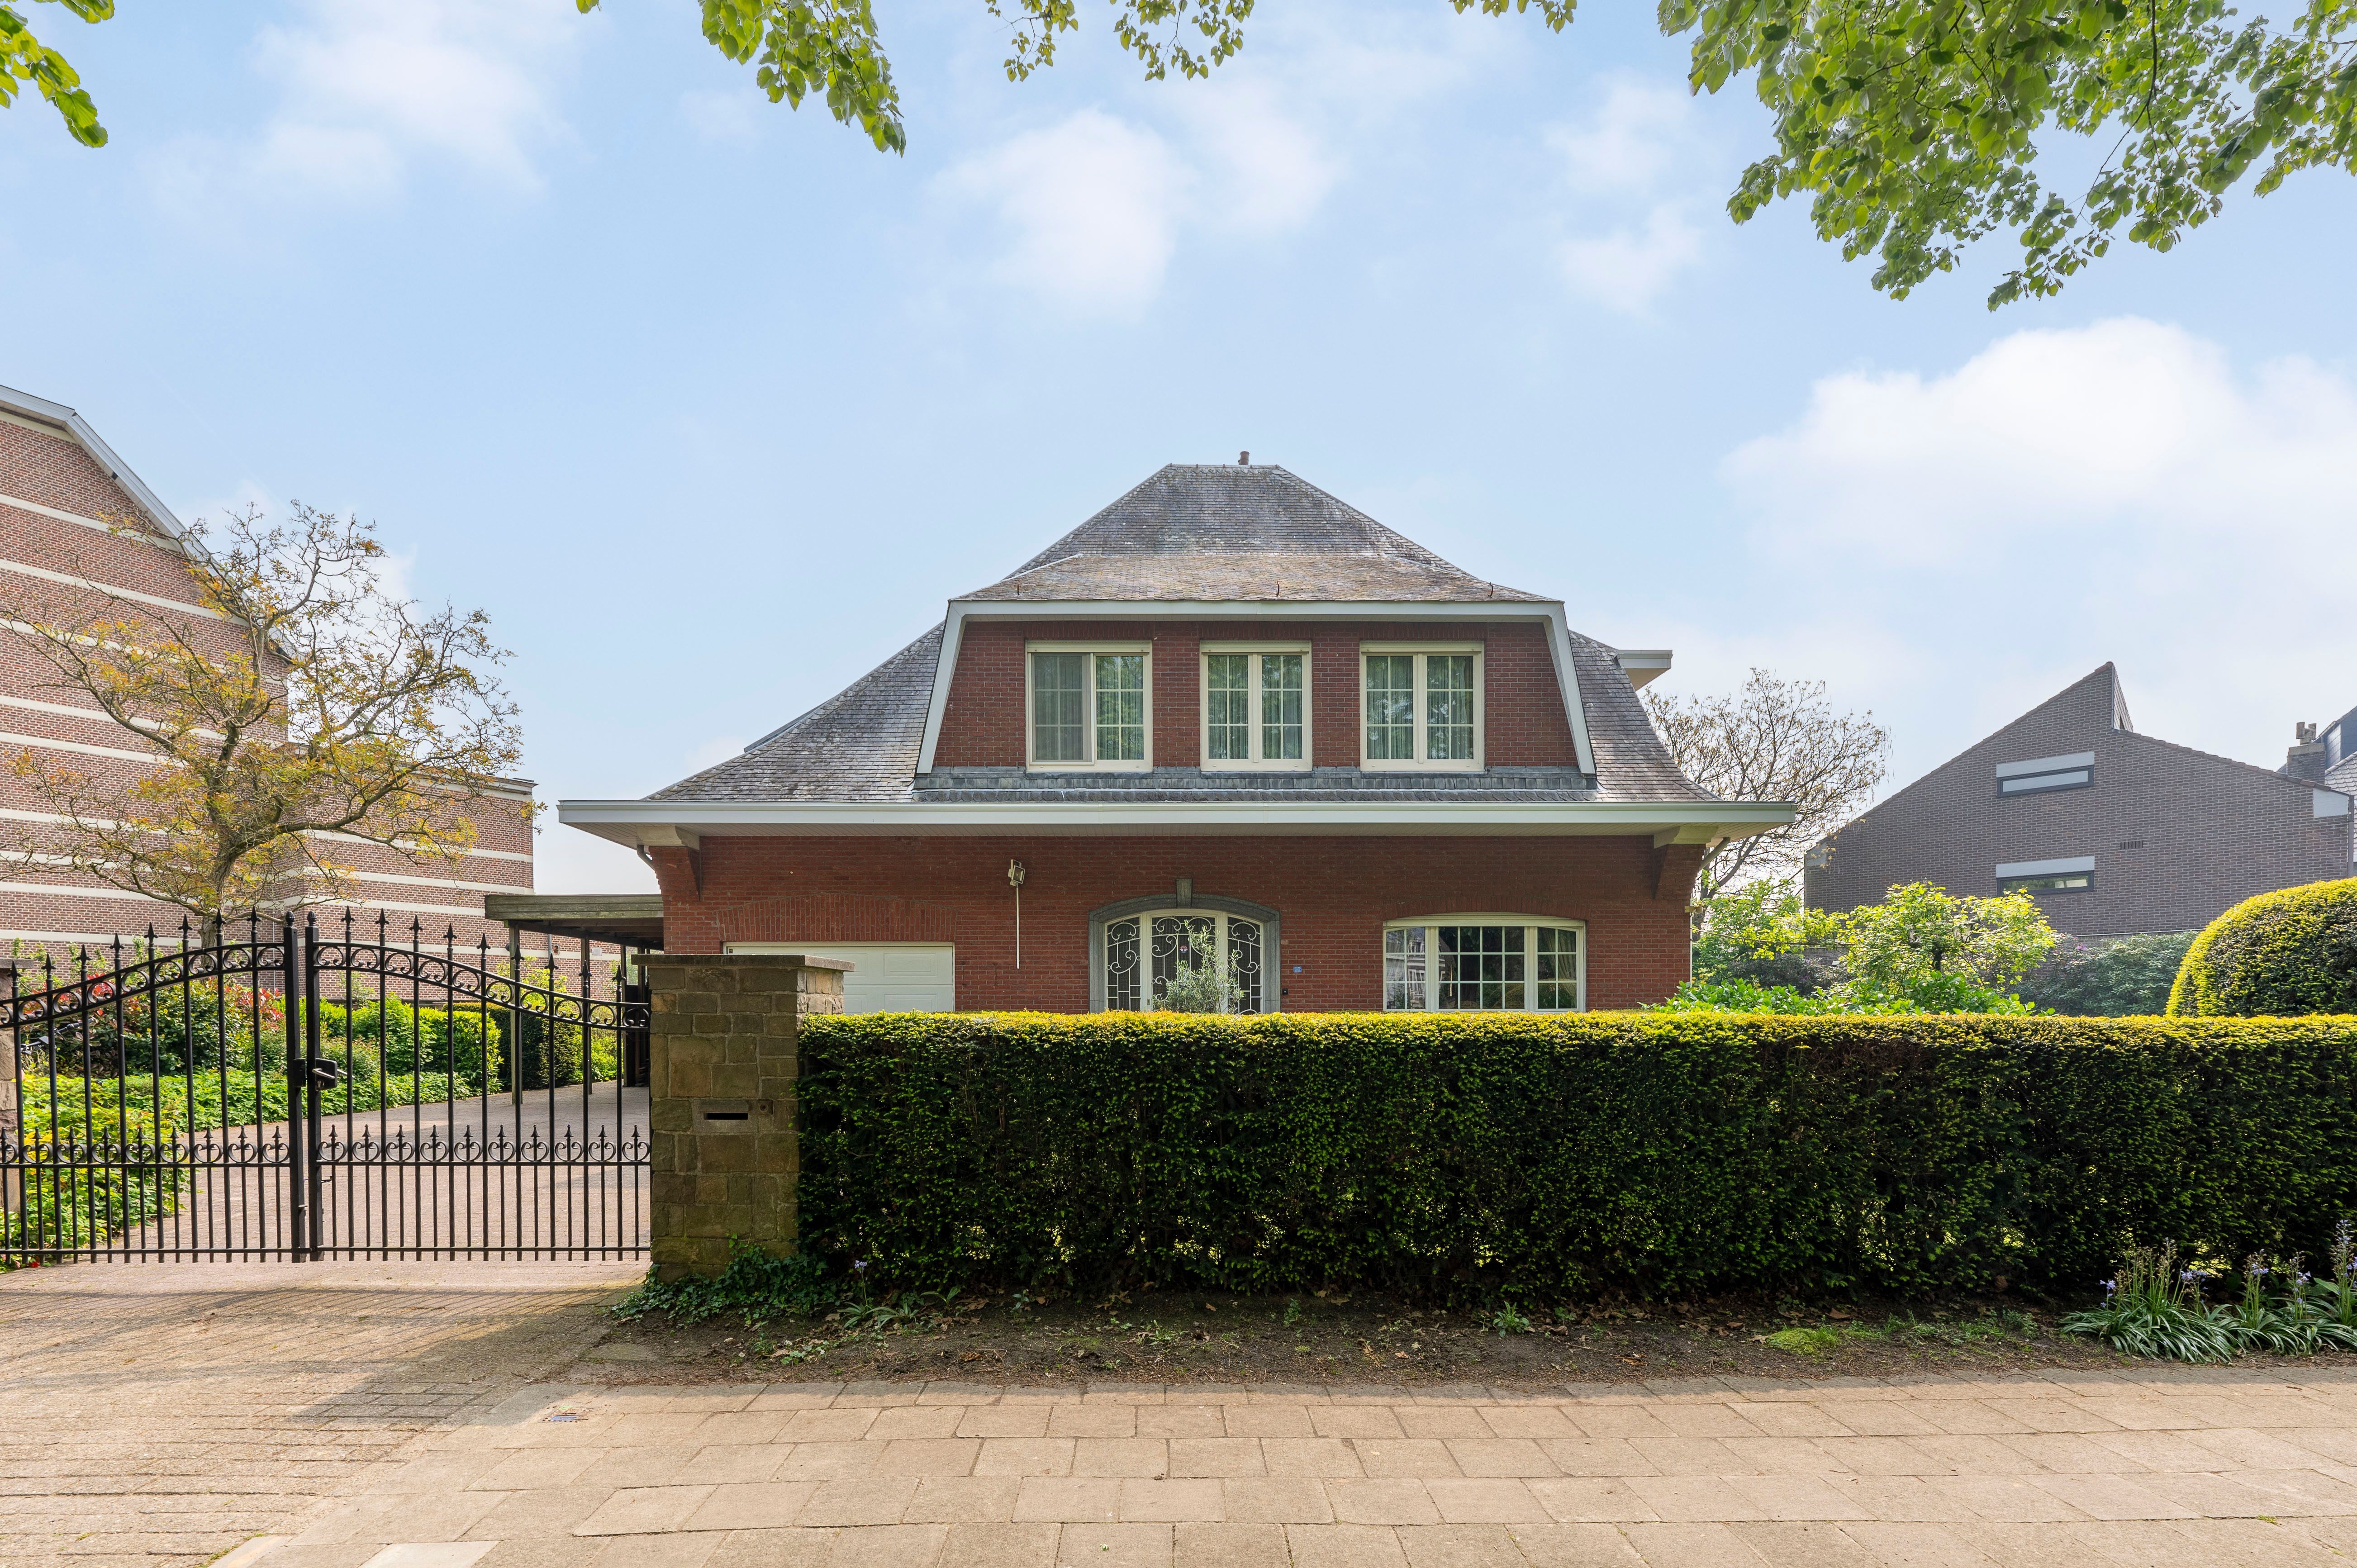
680, 88, 764, 145
1547, 78, 1698, 193
931, 0, 1504, 315
147, 0, 580, 212
1558, 204, 1702, 314
1542, 76, 1715, 314
1728, 318, 2357, 566
1174, 79, 1341, 237
1715, 317, 2357, 785
936, 109, 1195, 315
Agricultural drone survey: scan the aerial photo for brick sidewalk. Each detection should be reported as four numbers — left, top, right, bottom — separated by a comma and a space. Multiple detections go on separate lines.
281, 1368, 2357, 1568
12, 1264, 2357, 1568
0, 1260, 640, 1567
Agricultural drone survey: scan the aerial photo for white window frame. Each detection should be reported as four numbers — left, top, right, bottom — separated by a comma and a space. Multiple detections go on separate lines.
1026, 641, 1153, 773
1102, 908, 1272, 1013
1380, 913, 1585, 1012
1199, 642, 1312, 772
1359, 643, 1484, 772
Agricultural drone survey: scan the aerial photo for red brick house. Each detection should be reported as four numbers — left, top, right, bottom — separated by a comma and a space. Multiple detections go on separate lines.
559, 463, 1791, 1012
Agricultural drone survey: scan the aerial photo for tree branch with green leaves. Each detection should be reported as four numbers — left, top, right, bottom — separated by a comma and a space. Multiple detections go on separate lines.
14, 0, 2348, 304
1, 0, 109, 147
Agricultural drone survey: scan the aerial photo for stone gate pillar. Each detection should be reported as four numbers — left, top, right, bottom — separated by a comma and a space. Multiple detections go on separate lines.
642, 954, 850, 1280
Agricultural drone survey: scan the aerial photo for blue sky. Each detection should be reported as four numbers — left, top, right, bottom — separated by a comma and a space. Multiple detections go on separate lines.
5, 0, 2352, 893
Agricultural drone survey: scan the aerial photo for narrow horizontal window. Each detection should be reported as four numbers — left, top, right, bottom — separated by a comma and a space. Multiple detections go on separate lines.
2000, 872, 2091, 893
1999, 769, 2091, 794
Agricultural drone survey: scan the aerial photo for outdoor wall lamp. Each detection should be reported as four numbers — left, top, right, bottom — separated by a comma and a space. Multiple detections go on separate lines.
1007, 860, 1027, 968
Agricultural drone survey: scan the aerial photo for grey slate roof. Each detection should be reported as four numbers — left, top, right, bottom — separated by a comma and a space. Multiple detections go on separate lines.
969, 465, 1548, 603
649, 465, 1713, 807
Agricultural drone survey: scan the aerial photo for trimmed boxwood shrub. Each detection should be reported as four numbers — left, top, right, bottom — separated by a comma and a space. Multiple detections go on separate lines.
2169, 879, 2357, 1017
795, 1010, 2357, 1302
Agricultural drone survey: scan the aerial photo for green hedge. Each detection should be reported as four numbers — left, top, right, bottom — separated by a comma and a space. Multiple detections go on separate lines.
2170, 879, 2357, 1017
796, 1011, 2357, 1301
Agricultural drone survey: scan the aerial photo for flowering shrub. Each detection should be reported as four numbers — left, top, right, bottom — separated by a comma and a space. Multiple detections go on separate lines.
2058, 1240, 2236, 1361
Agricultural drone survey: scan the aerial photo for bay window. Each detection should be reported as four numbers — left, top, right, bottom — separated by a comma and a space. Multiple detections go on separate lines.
1202, 645, 1309, 770
1362, 645, 1481, 770
1029, 644, 1150, 770
1382, 917, 1583, 1012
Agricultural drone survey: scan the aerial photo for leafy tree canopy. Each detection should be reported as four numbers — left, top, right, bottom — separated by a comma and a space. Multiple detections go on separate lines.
1664, 879, 2060, 1012
12, 0, 2351, 304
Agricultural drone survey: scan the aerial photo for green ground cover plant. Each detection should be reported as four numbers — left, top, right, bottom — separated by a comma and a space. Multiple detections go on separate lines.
0, 1099, 179, 1254
795, 1009, 2357, 1304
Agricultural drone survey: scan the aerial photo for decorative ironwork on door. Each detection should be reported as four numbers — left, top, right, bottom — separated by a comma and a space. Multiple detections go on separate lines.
0, 912, 650, 1263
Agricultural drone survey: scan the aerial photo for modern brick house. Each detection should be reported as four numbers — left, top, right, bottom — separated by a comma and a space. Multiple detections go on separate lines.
0, 383, 537, 957
1806, 664, 2355, 937
558, 462, 1791, 1012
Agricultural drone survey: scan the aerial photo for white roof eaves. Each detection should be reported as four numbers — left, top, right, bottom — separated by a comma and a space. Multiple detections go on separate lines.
0, 382, 187, 541
557, 795, 1798, 844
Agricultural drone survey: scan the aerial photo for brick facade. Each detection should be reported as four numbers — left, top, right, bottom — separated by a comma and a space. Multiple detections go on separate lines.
1807, 665, 2355, 937
644, 833, 1706, 1011
936, 618, 1578, 770
0, 398, 537, 960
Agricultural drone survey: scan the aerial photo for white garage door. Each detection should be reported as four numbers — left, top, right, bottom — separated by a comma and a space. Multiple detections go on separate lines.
724, 943, 955, 1013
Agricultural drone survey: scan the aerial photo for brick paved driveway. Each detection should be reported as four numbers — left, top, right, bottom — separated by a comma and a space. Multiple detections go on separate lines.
14, 1264, 2357, 1568
0, 1260, 638, 1567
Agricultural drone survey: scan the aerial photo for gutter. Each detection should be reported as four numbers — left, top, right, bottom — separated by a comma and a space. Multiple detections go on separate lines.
0, 383, 186, 540
557, 796, 1797, 846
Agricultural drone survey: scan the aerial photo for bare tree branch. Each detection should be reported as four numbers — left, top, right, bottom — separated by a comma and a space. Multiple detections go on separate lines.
1644, 668, 1890, 906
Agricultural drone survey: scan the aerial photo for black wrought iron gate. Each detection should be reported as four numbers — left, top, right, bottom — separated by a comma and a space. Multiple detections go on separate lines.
0, 913, 650, 1263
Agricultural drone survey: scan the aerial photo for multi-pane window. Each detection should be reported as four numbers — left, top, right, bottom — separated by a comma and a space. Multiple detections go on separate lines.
1382, 918, 1582, 1012
1104, 911, 1266, 1012
1361, 648, 1480, 768
1029, 648, 1149, 769
1202, 647, 1307, 769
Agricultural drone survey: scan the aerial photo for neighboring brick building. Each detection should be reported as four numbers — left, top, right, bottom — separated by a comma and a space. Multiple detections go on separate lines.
1806, 664, 2354, 938
0, 383, 537, 958
557, 461, 1792, 1012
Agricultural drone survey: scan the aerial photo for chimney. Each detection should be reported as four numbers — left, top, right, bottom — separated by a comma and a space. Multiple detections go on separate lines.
2284, 721, 2328, 781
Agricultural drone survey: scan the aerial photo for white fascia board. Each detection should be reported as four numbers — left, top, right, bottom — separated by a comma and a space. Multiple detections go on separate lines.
915, 597, 1600, 776
557, 796, 1797, 844
0, 383, 186, 541
1994, 751, 2096, 779
1615, 649, 1673, 690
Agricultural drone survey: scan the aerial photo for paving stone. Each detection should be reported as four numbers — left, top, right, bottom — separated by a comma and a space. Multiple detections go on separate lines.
1283, 1524, 1414, 1568
1173, 1522, 1288, 1568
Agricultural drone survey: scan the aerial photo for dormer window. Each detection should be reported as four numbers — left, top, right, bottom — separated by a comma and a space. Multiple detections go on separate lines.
1201, 644, 1309, 771
1362, 644, 1482, 771
1029, 644, 1151, 771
